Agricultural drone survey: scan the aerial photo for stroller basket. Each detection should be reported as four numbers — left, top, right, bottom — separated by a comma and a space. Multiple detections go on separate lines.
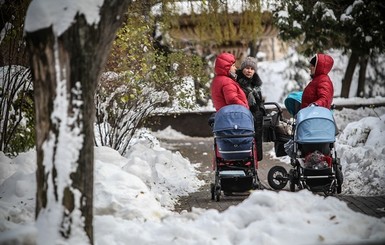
303, 167, 335, 188
214, 105, 255, 160
220, 175, 253, 192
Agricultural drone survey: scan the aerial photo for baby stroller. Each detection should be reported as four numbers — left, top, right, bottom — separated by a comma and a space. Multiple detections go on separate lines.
262, 101, 293, 157
267, 94, 343, 196
209, 104, 261, 201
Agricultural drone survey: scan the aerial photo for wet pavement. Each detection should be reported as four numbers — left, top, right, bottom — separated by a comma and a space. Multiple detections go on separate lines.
160, 137, 385, 219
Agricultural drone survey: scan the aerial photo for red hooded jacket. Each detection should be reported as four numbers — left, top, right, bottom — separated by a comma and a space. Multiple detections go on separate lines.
211, 53, 249, 111
301, 53, 334, 109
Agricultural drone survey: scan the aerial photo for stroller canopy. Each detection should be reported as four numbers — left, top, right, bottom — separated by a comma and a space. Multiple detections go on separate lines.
284, 91, 303, 116
295, 106, 336, 143
213, 104, 254, 160
213, 105, 254, 133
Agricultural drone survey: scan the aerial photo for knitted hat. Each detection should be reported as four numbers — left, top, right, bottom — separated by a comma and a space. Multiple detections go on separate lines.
240, 57, 258, 71
310, 55, 317, 66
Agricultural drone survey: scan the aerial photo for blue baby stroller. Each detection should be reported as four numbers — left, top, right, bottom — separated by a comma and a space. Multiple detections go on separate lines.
210, 104, 261, 201
268, 97, 343, 195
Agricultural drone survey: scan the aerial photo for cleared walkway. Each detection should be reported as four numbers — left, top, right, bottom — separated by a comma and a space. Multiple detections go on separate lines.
160, 137, 385, 219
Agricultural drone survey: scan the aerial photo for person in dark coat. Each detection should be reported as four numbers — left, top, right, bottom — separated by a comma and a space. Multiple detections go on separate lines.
301, 53, 334, 109
236, 56, 266, 161
211, 53, 249, 111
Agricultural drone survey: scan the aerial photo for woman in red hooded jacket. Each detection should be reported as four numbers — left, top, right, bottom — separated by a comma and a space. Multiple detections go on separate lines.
211, 53, 249, 111
301, 53, 334, 109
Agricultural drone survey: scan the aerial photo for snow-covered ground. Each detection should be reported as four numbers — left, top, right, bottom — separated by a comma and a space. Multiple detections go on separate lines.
1, 104, 385, 244
1, 0, 383, 243
1, 44, 385, 245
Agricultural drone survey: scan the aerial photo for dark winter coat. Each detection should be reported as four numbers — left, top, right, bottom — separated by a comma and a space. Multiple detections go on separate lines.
301, 53, 334, 109
236, 69, 265, 115
236, 68, 265, 161
211, 53, 249, 111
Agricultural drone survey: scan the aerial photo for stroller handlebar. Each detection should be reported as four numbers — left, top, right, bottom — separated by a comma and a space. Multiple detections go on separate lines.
263, 102, 283, 114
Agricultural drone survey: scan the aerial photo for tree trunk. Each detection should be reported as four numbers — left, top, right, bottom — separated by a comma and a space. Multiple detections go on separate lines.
357, 55, 369, 97
248, 39, 261, 58
340, 51, 359, 98
25, 1, 132, 244
248, 41, 256, 58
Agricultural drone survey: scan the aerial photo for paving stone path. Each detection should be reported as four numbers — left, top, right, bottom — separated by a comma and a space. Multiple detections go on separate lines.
160, 137, 385, 219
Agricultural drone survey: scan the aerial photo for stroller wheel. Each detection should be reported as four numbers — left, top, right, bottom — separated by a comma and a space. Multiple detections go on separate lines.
210, 183, 215, 200
268, 166, 288, 190
215, 189, 221, 202
252, 175, 262, 190
289, 181, 296, 192
333, 158, 343, 194
336, 167, 343, 194
288, 169, 297, 192
252, 181, 260, 190
214, 185, 221, 202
